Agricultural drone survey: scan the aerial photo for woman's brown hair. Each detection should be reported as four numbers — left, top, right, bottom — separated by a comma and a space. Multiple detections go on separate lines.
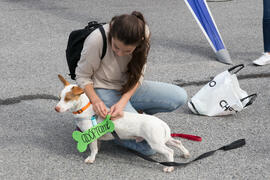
108, 11, 150, 94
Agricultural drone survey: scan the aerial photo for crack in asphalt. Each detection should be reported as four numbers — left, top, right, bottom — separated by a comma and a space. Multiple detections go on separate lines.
0, 72, 269, 105
0, 94, 59, 105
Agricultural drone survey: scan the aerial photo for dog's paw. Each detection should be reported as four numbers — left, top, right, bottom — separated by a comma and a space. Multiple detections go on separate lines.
182, 152, 191, 159
163, 166, 174, 173
84, 157, 95, 164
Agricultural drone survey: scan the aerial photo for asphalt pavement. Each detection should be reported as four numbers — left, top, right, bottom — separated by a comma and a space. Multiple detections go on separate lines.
0, 0, 269, 179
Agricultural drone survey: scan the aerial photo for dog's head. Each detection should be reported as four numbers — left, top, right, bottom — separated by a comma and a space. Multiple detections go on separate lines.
55, 75, 85, 113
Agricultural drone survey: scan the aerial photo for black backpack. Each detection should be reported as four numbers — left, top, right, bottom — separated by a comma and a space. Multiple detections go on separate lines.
66, 21, 107, 80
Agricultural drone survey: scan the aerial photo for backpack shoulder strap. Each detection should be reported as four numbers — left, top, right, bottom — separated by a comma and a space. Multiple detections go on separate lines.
98, 25, 107, 60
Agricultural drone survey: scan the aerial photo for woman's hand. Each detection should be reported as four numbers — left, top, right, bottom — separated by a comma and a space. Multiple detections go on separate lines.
83, 84, 108, 118
109, 102, 125, 120
92, 99, 108, 119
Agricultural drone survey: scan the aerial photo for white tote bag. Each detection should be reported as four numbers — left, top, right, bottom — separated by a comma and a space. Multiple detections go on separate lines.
188, 64, 257, 116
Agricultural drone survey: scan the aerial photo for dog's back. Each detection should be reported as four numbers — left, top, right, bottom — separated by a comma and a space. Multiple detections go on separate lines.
111, 112, 171, 143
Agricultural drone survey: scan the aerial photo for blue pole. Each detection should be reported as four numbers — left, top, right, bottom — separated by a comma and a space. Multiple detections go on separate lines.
184, 0, 232, 64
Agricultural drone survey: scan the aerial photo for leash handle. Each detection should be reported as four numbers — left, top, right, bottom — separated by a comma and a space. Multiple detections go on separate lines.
219, 139, 246, 151
171, 133, 202, 142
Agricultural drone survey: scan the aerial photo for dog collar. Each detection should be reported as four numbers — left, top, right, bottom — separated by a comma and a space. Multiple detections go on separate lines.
73, 102, 91, 114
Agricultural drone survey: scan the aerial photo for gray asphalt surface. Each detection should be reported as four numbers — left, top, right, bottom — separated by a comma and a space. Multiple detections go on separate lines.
0, 0, 269, 179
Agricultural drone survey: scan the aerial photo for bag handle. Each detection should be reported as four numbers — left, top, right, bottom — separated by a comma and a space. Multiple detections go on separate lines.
85, 21, 107, 60
228, 64, 244, 74
241, 93, 257, 108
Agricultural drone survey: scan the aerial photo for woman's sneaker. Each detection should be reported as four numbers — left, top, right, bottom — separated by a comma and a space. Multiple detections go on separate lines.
253, 53, 270, 66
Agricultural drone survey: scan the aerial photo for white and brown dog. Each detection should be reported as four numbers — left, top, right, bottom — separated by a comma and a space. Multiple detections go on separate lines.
55, 75, 190, 172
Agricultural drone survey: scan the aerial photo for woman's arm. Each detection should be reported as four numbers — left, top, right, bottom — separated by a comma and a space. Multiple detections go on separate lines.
120, 82, 140, 106
76, 29, 107, 117
109, 82, 140, 120
84, 84, 108, 118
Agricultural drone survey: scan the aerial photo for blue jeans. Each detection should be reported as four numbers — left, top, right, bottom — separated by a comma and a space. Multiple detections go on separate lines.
263, 0, 270, 52
95, 80, 188, 155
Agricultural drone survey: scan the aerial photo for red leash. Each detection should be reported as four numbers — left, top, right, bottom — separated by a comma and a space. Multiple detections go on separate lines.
171, 133, 202, 142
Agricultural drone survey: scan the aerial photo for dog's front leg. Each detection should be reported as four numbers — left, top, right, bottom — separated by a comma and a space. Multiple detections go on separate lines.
76, 120, 98, 164
84, 140, 98, 164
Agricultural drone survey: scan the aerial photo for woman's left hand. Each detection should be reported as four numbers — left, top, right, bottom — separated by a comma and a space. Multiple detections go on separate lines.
109, 102, 125, 120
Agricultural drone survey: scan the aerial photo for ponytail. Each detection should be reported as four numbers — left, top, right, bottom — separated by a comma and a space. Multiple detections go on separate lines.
109, 11, 150, 94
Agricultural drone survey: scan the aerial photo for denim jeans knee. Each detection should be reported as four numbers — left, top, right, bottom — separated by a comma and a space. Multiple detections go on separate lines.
171, 86, 188, 110
131, 81, 188, 114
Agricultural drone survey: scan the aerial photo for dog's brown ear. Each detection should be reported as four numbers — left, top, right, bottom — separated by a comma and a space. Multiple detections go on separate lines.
58, 74, 70, 86
72, 86, 84, 96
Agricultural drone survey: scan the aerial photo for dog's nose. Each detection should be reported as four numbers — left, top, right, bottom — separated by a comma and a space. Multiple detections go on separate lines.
55, 106, 61, 112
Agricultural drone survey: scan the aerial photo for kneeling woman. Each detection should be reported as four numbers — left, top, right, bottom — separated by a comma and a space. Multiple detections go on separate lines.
76, 11, 188, 155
